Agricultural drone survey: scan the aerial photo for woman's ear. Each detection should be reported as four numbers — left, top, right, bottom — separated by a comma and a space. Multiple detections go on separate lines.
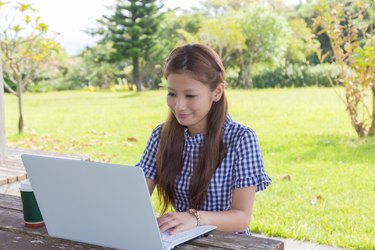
213, 83, 225, 102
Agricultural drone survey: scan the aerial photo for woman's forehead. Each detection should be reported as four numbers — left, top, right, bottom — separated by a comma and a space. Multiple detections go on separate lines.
167, 73, 210, 90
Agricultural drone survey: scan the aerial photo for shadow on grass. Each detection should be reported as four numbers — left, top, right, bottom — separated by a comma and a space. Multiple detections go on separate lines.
119, 92, 139, 98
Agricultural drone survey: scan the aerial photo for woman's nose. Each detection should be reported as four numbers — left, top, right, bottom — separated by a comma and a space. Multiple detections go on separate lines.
175, 98, 186, 110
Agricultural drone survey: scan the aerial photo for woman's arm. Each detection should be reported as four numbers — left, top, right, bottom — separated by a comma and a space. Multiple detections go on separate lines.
200, 186, 255, 231
158, 186, 256, 234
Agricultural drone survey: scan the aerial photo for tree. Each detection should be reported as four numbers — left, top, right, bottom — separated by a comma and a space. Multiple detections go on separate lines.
291, 0, 333, 64
284, 18, 320, 64
64, 42, 117, 90
314, 0, 375, 137
28, 41, 68, 93
174, 15, 245, 65
197, 17, 245, 66
235, 7, 290, 88
139, 11, 204, 89
95, 0, 161, 92
0, 2, 54, 133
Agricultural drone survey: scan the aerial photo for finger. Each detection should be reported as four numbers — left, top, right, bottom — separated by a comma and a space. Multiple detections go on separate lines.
159, 217, 180, 233
157, 213, 173, 226
157, 214, 166, 225
169, 224, 185, 235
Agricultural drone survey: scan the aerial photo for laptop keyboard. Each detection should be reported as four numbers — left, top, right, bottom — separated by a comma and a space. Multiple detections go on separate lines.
161, 225, 213, 244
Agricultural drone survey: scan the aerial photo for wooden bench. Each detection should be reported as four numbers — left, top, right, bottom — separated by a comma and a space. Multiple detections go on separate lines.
0, 193, 283, 249
0, 147, 89, 185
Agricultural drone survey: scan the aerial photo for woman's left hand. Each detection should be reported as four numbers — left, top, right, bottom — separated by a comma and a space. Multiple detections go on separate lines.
157, 212, 197, 235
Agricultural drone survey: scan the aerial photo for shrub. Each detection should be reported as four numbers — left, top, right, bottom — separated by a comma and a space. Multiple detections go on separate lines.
252, 63, 340, 88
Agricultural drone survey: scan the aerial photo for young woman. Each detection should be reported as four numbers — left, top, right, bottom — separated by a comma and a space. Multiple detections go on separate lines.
136, 44, 271, 236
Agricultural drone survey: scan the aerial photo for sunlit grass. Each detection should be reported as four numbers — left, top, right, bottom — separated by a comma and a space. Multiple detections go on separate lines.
4, 87, 375, 249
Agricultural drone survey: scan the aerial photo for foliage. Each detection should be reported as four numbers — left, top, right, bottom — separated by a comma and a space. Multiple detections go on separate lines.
252, 64, 340, 88
182, 2, 293, 88
135, 10, 206, 89
0, 3, 53, 94
136, 11, 179, 89
0, 0, 349, 94
0, 1, 56, 133
27, 41, 68, 93
64, 43, 118, 90
314, 0, 375, 137
197, 17, 245, 66
94, 0, 162, 91
234, 6, 290, 88
289, 0, 332, 65
284, 18, 320, 64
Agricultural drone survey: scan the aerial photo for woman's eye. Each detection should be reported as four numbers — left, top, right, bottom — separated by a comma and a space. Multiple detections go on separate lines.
186, 95, 196, 98
167, 92, 176, 97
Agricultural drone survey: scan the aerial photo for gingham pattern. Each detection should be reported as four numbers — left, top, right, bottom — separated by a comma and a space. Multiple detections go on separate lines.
136, 116, 271, 235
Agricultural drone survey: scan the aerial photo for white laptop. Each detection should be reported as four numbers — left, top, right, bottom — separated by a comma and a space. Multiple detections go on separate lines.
21, 154, 216, 250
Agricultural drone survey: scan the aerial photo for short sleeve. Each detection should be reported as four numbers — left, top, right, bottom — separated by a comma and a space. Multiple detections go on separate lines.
135, 124, 162, 180
233, 129, 271, 191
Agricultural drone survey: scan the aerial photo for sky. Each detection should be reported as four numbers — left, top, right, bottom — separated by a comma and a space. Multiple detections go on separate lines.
23, 0, 301, 56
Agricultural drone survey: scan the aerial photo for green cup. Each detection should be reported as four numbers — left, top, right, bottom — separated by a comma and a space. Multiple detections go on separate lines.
19, 179, 45, 228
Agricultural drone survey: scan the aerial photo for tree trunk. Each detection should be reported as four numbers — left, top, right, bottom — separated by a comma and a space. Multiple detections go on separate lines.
242, 66, 252, 89
236, 54, 242, 87
345, 86, 366, 137
0, 49, 7, 162
128, 82, 134, 91
16, 78, 24, 134
237, 55, 253, 89
236, 68, 242, 88
236, 56, 253, 88
368, 87, 375, 136
133, 57, 141, 92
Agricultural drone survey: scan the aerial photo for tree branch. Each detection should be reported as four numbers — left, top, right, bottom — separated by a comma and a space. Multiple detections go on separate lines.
2, 81, 17, 95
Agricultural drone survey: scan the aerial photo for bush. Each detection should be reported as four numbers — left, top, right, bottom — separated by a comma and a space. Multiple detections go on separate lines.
28, 80, 57, 93
252, 63, 340, 88
225, 67, 240, 88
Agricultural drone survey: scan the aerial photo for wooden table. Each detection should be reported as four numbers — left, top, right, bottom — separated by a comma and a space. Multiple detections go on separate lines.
0, 193, 283, 249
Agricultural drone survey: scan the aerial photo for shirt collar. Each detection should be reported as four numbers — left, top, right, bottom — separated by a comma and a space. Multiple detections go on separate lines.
183, 115, 232, 144
184, 128, 205, 144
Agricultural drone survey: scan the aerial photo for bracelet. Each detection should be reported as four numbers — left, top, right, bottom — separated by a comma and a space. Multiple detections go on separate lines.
188, 209, 200, 226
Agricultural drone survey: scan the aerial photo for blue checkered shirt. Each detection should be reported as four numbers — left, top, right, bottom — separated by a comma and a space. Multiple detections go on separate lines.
136, 115, 271, 235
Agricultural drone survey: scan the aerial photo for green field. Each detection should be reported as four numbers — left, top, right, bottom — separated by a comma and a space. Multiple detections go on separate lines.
4, 87, 375, 249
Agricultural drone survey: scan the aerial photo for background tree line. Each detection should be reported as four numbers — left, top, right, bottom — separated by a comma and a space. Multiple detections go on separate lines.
1, 0, 331, 92
1, 0, 374, 136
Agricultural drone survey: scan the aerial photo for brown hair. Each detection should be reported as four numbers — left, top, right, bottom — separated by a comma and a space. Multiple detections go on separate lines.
155, 44, 228, 213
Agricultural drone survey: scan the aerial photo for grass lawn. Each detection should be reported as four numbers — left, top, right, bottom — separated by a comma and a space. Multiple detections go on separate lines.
4, 87, 375, 249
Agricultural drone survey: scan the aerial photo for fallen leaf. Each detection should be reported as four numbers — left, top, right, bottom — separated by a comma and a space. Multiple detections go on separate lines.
277, 175, 292, 181
127, 137, 138, 142
311, 195, 323, 205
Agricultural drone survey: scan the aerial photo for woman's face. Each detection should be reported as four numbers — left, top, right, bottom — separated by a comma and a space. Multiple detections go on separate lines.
167, 73, 222, 135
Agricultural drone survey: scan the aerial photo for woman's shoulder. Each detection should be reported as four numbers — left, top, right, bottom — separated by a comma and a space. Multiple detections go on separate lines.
152, 123, 164, 133
223, 116, 258, 143
147, 123, 164, 141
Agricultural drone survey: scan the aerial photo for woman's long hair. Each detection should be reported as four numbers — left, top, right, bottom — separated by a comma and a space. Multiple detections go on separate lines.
156, 44, 228, 213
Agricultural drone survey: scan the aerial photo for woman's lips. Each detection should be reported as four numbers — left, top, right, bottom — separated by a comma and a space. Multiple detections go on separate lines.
177, 113, 190, 119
